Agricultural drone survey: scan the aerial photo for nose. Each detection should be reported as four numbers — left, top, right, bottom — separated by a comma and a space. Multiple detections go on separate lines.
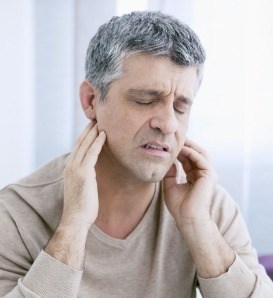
150, 104, 178, 134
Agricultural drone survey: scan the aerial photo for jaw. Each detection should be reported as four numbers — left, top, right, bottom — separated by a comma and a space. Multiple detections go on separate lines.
97, 153, 171, 185
126, 155, 175, 183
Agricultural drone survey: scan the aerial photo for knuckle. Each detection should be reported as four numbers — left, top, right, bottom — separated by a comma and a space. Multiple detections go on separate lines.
74, 173, 86, 184
64, 163, 77, 175
64, 166, 87, 183
81, 138, 90, 148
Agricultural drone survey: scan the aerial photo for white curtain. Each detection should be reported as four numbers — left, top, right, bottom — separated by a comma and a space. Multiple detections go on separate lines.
0, 0, 272, 254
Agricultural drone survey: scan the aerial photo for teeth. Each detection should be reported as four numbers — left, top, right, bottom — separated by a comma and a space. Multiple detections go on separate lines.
144, 144, 164, 151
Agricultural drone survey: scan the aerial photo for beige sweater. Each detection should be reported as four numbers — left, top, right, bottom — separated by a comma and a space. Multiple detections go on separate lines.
0, 154, 272, 298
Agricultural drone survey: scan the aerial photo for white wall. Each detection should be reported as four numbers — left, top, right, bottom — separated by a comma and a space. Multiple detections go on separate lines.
0, 0, 35, 185
73, 0, 117, 137
0, 0, 117, 186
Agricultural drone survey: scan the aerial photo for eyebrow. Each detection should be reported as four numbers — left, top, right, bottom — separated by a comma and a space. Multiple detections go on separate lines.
127, 88, 193, 106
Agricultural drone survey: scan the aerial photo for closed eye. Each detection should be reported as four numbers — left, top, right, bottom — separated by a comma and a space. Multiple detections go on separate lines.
174, 102, 188, 115
133, 100, 156, 105
134, 100, 188, 114
174, 108, 186, 115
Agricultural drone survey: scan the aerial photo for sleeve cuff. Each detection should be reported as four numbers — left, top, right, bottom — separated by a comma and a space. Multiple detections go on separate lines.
198, 253, 256, 298
22, 250, 83, 298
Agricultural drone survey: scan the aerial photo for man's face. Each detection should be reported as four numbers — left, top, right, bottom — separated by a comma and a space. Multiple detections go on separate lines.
95, 53, 199, 182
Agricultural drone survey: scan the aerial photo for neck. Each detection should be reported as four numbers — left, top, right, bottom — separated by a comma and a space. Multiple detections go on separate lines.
94, 152, 156, 239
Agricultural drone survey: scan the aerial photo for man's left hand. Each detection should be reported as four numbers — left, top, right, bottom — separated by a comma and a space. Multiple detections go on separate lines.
163, 139, 236, 278
163, 138, 218, 227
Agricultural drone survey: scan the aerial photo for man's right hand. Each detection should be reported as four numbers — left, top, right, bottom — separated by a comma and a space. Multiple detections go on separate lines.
45, 122, 106, 270
62, 122, 106, 229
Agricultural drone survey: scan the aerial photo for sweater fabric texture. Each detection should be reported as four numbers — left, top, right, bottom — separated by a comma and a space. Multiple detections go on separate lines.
0, 154, 273, 297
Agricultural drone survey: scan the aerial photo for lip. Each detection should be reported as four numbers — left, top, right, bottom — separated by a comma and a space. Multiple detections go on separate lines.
140, 141, 170, 157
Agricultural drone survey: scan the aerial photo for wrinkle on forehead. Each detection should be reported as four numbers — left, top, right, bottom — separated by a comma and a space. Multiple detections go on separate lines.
118, 53, 199, 100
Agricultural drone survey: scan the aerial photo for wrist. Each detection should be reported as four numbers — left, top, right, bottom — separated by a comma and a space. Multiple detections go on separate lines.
177, 217, 235, 278
177, 214, 212, 235
45, 218, 89, 270
59, 215, 92, 233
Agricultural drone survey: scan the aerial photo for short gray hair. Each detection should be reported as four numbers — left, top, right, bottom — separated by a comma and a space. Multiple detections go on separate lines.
85, 11, 206, 101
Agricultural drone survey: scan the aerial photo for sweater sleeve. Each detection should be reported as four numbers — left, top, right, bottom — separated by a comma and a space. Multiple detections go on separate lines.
197, 185, 273, 298
0, 204, 82, 298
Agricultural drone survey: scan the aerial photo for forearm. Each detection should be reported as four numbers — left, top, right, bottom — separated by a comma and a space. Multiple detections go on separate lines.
179, 218, 235, 278
44, 123, 105, 270
0, 219, 86, 297
45, 220, 89, 270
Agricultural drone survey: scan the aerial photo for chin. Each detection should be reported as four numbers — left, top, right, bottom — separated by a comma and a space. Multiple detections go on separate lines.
133, 167, 168, 183
114, 152, 173, 183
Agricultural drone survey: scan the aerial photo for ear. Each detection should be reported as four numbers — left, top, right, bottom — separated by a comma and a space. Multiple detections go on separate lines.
79, 80, 99, 120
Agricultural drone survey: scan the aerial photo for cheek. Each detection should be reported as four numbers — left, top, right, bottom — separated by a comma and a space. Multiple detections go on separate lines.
176, 122, 189, 147
96, 107, 118, 133
97, 110, 129, 147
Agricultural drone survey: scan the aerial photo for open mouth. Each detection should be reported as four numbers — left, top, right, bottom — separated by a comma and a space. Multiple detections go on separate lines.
140, 142, 170, 157
141, 144, 168, 152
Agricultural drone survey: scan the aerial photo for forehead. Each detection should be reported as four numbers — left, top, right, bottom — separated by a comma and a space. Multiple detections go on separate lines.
117, 53, 199, 99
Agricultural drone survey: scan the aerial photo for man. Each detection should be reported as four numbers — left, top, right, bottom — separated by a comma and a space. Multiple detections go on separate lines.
0, 11, 272, 298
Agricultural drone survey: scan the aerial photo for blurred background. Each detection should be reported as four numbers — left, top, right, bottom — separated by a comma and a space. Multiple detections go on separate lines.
0, 0, 272, 256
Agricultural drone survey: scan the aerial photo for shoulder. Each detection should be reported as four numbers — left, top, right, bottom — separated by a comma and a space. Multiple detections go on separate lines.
13, 153, 70, 187
0, 153, 70, 231
0, 153, 70, 196
210, 184, 239, 217
210, 184, 245, 235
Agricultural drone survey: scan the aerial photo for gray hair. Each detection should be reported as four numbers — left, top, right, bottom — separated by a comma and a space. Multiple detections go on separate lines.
85, 11, 206, 101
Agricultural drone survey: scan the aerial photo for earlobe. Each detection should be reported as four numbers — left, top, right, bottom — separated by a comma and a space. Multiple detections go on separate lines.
79, 80, 98, 120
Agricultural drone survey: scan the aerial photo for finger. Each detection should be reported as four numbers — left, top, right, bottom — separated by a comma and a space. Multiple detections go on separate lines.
73, 124, 100, 165
178, 146, 211, 171
68, 122, 96, 164
179, 154, 194, 173
82, 131, 106, 167
184, 138, 210, 161
185, 170, 198, 184
177, 154, 196, 183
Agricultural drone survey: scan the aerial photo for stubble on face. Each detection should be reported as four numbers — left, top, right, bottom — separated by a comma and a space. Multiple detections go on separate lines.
95, 54, 199, 184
